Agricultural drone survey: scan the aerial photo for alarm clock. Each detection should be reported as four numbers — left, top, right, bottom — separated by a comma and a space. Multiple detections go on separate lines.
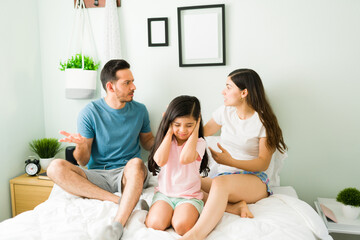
25, 157, 41, 176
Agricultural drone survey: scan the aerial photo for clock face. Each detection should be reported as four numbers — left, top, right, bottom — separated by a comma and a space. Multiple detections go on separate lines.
25, 163, 39, 176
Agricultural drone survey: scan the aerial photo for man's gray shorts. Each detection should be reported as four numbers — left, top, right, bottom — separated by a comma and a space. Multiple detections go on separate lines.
82, 164, 151, 193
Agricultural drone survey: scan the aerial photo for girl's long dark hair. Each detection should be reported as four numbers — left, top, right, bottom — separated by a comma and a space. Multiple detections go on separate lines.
148, 95, 209, 176
228, 69, 287, 153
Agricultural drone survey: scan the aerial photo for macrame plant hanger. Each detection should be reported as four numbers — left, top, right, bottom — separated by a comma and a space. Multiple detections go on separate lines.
100, 0, 122, 97
65, 0, 99, 99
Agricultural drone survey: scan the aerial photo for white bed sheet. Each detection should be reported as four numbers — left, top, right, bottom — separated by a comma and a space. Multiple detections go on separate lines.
0, 177, 332, 240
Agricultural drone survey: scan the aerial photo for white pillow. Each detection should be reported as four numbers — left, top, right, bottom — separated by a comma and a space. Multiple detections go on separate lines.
265, 149, 287, 187
204, 136, 221, 178
204, 136, 287, 186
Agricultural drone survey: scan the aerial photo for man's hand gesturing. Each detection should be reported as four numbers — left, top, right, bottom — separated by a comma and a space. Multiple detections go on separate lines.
59, 131, 86, 145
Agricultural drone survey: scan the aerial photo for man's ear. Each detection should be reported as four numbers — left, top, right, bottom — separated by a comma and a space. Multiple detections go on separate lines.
106, 81, 114, 92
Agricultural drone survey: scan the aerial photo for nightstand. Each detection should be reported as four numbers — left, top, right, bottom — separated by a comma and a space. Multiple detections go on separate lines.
314, 198, 360, 235
10, 173, 54, 217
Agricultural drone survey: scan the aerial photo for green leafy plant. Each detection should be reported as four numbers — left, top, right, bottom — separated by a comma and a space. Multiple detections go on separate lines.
29, 138, 63, 158
59, 53, 100, 71
336, 187, 360, 207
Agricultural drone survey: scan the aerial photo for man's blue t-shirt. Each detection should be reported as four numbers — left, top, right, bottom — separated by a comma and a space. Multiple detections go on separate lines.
77, 98, 151, 170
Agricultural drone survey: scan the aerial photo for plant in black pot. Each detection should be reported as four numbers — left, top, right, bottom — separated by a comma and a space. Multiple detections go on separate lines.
29, 138, 62, 171
336, 187, 360, 220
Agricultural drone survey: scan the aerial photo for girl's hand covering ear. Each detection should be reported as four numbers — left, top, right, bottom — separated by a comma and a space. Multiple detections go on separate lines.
167, 124, 173, 136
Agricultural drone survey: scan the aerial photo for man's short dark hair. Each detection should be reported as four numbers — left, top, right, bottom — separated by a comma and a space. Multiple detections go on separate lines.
100, 59, 130, 91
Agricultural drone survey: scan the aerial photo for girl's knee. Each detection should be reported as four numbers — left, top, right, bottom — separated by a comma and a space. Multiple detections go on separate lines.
172, 219, 194, 236
145, 216, 169, 231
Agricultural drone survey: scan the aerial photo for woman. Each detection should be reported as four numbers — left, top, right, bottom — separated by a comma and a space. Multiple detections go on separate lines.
181, 69, 287, 240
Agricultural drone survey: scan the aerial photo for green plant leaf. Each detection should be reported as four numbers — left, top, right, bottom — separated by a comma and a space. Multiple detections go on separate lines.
29, 138, 63, 158
59, 53, 100, 71
336, 187, 360, 207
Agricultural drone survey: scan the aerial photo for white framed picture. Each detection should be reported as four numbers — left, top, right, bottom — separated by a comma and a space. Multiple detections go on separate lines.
177, 4, 226, 67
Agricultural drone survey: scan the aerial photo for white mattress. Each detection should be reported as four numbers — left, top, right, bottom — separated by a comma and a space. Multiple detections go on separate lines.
0, 177, 332, 240
271, 186, 299, 198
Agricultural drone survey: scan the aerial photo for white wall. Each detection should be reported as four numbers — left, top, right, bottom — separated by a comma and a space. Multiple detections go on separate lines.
1, 1, 360, 235
38, 0, 360, 203
0, 0, 44, 220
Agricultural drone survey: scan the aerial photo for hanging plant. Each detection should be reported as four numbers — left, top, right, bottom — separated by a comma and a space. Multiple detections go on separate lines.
61, 0, 99, 100
59, 53, 100, 71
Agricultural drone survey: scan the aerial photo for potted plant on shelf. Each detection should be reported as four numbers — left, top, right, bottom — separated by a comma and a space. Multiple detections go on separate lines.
336, 187, 360, 220
29, 138, 62, 171
59, 53, 100, 99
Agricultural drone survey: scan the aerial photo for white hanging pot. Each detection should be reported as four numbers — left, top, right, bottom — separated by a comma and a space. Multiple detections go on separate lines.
39, 157, 55, 171
64, 0, 99, 100
65, 69, 97, 99
342, 204, 360, 220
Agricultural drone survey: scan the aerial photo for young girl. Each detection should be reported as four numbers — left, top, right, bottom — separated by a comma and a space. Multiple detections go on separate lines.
145, 95, 209, 236
181, 69, 287, 240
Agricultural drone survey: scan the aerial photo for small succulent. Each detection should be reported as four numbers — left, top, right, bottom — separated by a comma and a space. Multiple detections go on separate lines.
336, 187, 360, 207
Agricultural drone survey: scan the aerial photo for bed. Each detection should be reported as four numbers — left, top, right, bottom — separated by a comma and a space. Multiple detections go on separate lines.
0, 137, 333, 240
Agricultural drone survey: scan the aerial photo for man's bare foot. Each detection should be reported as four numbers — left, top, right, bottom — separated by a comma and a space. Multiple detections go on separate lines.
227, 200, 254, 218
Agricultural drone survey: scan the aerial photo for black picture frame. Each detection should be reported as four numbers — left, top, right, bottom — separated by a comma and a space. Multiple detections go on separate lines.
147, 18, 169, 47
177, 4, 226, 67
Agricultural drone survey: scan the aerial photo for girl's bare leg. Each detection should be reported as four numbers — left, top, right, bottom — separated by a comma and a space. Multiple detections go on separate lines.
171, 203, 199, 236
145, 200, 173, 231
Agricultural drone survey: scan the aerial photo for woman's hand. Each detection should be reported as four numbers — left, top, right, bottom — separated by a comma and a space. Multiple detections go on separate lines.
209, 143, 233, 166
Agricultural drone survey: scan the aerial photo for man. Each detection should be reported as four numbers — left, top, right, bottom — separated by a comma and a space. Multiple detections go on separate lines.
47, 59, 154, 239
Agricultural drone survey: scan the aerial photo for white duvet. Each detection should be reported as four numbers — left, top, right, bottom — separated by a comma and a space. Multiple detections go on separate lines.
0, 177, 332, 240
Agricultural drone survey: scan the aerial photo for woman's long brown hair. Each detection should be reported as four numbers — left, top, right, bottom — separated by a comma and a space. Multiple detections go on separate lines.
229, 69, 287, 153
